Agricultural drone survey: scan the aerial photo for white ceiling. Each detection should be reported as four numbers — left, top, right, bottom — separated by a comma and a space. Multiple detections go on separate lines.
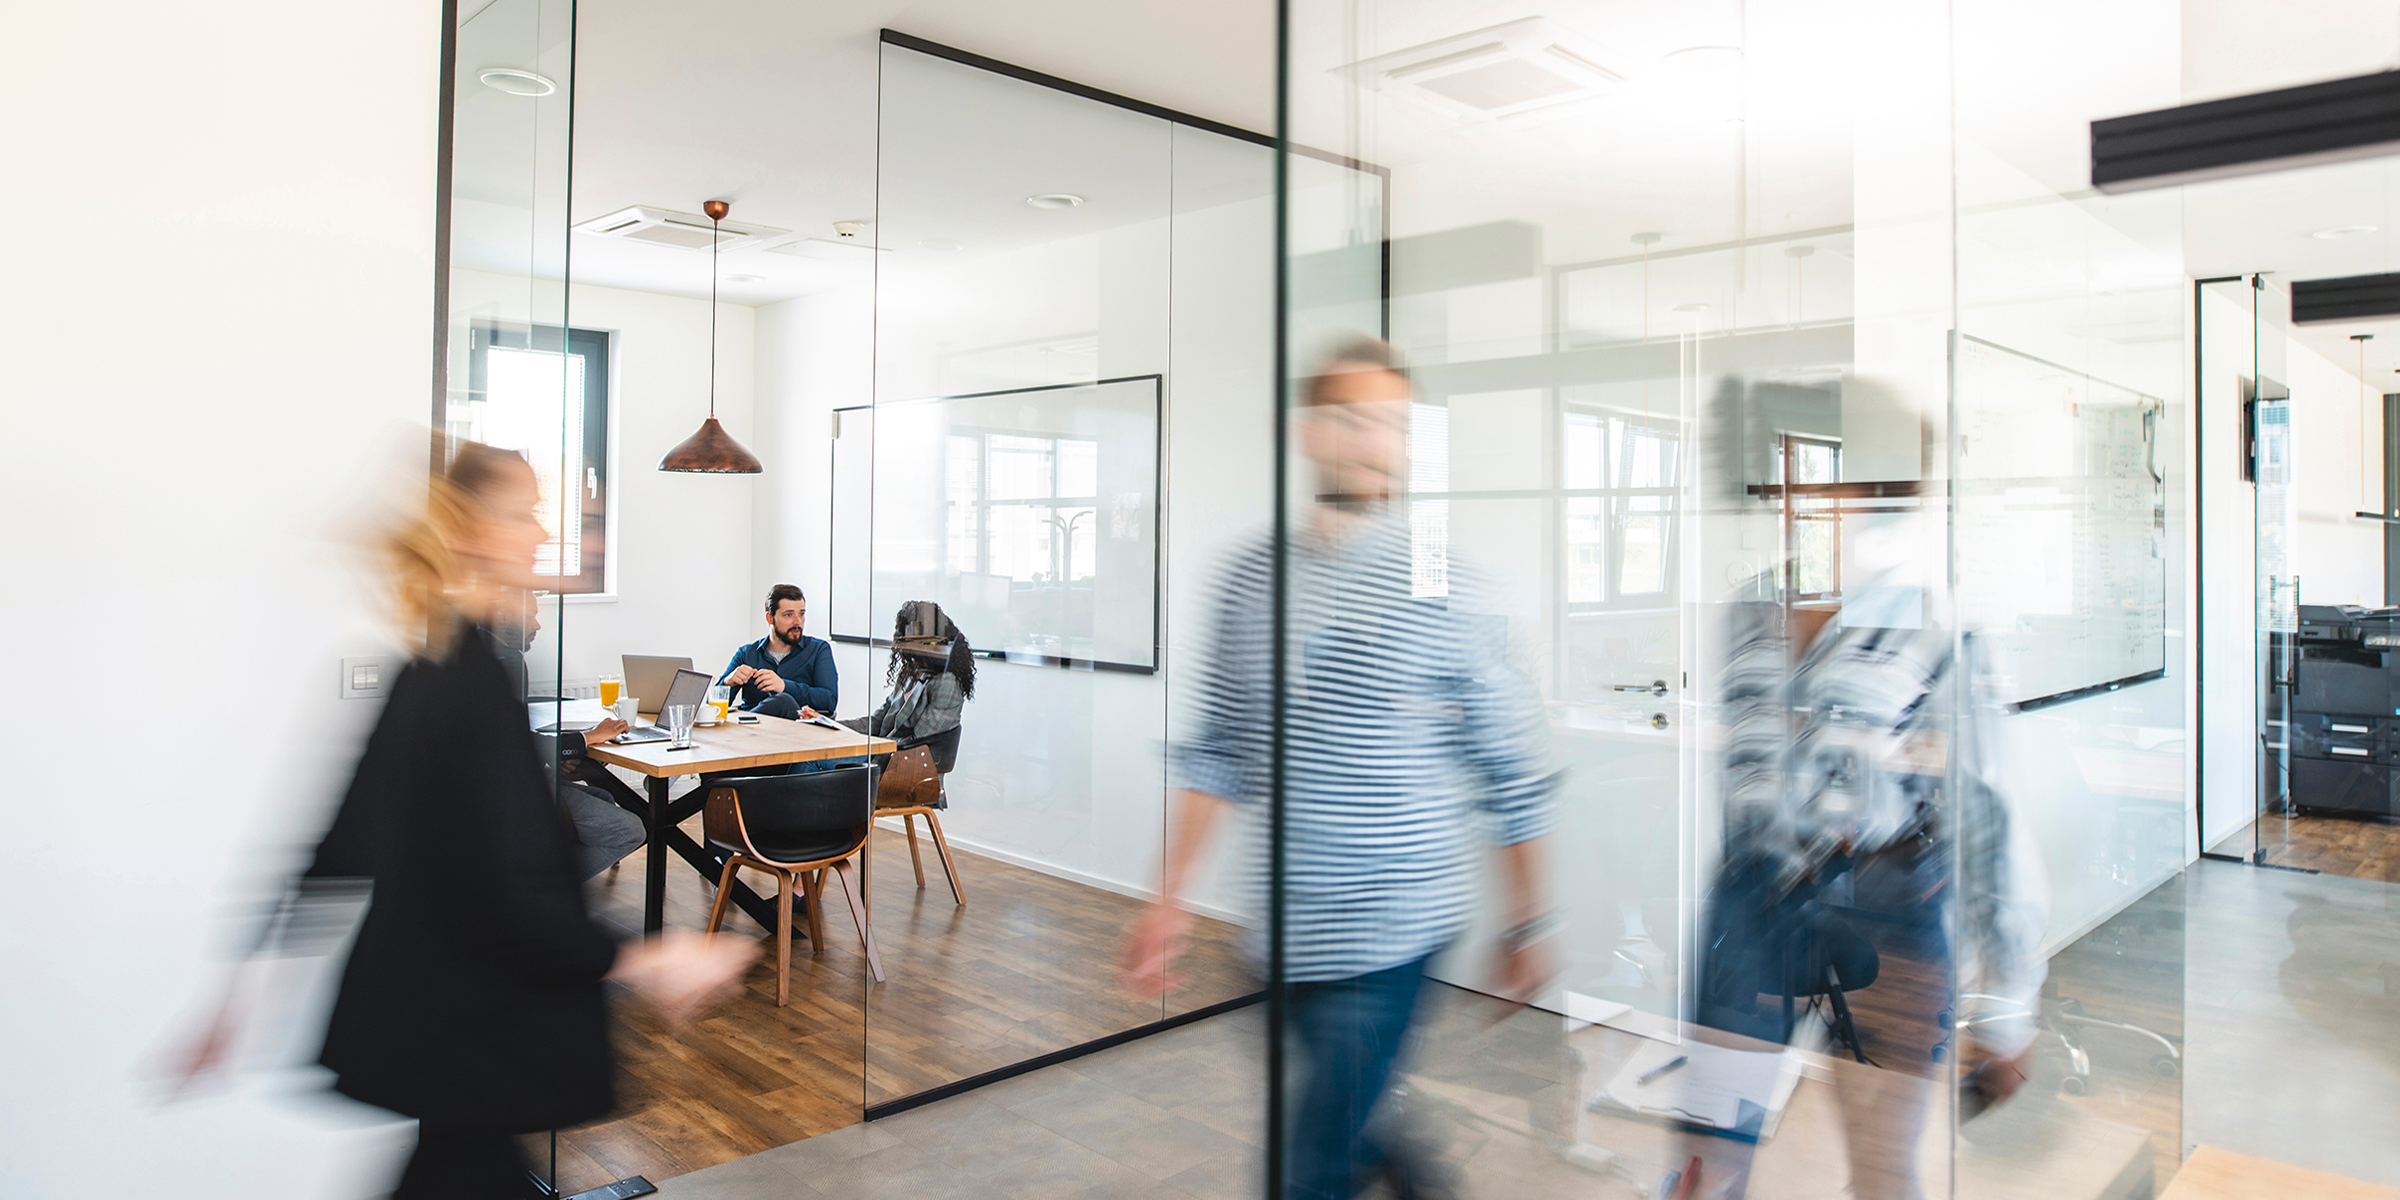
469, 0, 2400, 386
527, 0, 1272, 305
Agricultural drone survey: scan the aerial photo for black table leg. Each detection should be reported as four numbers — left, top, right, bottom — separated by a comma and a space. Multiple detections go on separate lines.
643, 776, 670, 934
577, 762, 793, 938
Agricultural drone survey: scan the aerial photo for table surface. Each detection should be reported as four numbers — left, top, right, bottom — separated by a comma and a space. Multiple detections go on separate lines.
583, 712, 897, 779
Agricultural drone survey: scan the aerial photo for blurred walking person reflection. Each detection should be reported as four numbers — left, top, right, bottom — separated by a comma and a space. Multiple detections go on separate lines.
1124, 338, 1561, 1200
1685, 382, 2049, 1200
172, 440, 753, 1199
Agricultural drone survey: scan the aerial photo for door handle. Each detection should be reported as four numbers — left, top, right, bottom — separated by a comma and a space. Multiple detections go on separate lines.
2332, 746, 2371, 757
1615, 680, 1669, 697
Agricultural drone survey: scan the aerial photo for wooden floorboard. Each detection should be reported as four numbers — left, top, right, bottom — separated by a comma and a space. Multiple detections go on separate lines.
2220, 812, 2400, 883
555, 814, 1253, 1194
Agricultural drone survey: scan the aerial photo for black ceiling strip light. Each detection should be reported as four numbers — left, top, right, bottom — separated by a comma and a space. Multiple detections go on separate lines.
2091, 70, 2400, 193
2292, 272, 2400, 324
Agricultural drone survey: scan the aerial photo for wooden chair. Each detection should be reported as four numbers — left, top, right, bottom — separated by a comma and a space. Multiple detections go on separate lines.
702, 765, 885, 1003
877, 724, 964, 906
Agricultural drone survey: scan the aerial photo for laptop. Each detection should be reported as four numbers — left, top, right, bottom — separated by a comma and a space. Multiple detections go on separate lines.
621, 654, 694, 716
611, 668, 713, 744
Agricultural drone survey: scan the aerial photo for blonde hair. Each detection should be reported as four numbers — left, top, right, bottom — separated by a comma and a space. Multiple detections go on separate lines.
381, 438, 530, 661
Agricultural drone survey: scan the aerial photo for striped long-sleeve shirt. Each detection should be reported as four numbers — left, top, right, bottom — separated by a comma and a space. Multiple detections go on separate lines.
1174, 514, 1558, 982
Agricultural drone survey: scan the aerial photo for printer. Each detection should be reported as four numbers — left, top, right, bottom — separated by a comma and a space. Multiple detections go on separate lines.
2285, 604, 2400, 818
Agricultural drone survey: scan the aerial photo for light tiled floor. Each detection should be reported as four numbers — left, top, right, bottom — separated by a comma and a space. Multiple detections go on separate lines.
657, 858, 2400, 1200
651, 1006, 1267, 1200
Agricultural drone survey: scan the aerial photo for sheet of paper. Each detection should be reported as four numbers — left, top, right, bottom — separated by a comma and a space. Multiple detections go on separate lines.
803, 713, 847, 732
529, 698, 615, 732
1600, 1037, 1795, 1131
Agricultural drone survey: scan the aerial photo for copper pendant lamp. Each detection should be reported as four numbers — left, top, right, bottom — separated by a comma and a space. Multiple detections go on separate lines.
659, 199, 763, 473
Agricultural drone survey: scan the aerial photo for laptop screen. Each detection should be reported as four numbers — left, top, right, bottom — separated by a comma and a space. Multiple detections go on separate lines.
661, 667, 712, 715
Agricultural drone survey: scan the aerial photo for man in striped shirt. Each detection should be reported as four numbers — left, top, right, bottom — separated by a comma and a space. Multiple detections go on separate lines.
1123, 338, 1559, 1200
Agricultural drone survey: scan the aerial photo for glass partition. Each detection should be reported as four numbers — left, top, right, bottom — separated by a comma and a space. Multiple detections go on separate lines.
1271, 3, 2190, 1198
862, 36, 1379, 1111
439, 0, 584, 1189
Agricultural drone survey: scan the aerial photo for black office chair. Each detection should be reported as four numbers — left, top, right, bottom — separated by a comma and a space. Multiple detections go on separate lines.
880, 724, 964, 904
1769, 915, 1879, 1065
703, 765, 885, 1002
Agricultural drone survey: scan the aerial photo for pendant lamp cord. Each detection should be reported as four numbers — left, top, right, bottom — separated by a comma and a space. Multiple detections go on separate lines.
709, 210, 720, 420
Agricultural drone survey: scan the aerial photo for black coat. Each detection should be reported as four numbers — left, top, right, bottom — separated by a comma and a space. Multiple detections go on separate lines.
308, 624, 622, 1130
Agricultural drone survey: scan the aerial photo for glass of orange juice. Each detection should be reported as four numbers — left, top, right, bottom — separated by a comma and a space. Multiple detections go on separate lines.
707, 684, 732, 723
598, 674, 622, 708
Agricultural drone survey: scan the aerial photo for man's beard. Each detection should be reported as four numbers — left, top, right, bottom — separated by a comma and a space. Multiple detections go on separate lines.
778, 625, 804, 644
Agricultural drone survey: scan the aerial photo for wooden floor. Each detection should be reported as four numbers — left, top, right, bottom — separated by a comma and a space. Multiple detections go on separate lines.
2216, 812, 2400, 882
547, 813, 1255, 1194
2162, 1145, 2400, 1200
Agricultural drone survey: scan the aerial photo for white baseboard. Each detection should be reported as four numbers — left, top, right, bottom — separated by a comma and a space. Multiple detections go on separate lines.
869, 814, 1252, 928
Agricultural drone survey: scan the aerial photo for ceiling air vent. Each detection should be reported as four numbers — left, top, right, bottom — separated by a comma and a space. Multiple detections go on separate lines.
571, 205, 789, 251
1339, 18, 1623, 124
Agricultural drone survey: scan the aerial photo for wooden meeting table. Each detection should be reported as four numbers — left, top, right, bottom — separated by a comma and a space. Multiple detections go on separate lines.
579, 711, 896, 935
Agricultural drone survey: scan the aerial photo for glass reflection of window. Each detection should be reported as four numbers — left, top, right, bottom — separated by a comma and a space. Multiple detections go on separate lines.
945, 435, 981, 577
1409, 402, 1449, 598
952, 430, 1100, 585
1774, 435, 1842, 599
1564, 409, 1680, 610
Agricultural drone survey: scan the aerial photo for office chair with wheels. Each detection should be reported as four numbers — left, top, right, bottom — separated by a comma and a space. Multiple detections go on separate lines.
703, 764, 886, 1002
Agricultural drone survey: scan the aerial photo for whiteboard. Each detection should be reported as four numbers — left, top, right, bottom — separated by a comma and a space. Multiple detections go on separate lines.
1954, 335, 2167, 710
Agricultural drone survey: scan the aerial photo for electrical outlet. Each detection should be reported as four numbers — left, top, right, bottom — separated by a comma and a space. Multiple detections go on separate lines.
341, 656, 395, 699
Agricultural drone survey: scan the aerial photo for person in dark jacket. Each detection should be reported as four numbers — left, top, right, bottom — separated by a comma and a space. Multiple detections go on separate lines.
172, 440, 753, 1199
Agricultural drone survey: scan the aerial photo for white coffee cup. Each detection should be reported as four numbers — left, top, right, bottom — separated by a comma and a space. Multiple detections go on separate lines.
617, 697, 639, 724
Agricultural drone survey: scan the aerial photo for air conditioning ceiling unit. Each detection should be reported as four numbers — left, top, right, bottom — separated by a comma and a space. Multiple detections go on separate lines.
571, 205, 789, 251
1339, 17, 1624, 124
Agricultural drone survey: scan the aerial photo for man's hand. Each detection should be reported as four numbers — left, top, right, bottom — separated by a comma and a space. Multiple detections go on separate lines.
752, 671, 786, 695
1120, 903, 1196, 998
799, 706, 822, 721
588, 716, 630, 744
726, 665, 757, 687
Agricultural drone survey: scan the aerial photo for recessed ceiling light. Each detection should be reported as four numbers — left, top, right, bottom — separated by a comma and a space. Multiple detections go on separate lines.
477, 68, 556, 96
725, 274, 766, 283
1026, 193, 1086, 210
919, 238, 963, 252
2312, 224, 2378, 240
1660, 45, 1743, 75
1672, 302, 1711, 312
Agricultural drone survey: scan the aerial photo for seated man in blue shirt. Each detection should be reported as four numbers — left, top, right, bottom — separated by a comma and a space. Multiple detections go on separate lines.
720, 583, 838, 720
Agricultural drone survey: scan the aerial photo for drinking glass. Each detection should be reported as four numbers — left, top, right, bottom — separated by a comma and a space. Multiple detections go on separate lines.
707, 684, 732, 723
664, 704, 698, 749
597, 674, 622, 708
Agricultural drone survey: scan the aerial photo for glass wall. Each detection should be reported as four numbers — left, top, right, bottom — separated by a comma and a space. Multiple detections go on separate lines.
1270, 2, 2190, 1197
863, 37, 1384, 1108
441, 0, 584, 1189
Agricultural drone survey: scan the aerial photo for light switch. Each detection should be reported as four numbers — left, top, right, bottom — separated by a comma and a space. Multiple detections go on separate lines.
341, 655, 394, 699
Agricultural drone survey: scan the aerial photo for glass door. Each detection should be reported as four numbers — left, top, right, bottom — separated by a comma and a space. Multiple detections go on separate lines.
2253, 338, 2297, 868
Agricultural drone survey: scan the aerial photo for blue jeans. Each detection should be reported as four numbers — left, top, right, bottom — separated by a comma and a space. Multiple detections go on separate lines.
1285, 952, 1435, 1200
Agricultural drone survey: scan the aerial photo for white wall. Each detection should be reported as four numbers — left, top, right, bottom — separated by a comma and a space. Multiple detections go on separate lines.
753, 274, 875, 713
2288, 337, 2384, 607
0, 1, 439, 1195
449, 270, 763, 694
